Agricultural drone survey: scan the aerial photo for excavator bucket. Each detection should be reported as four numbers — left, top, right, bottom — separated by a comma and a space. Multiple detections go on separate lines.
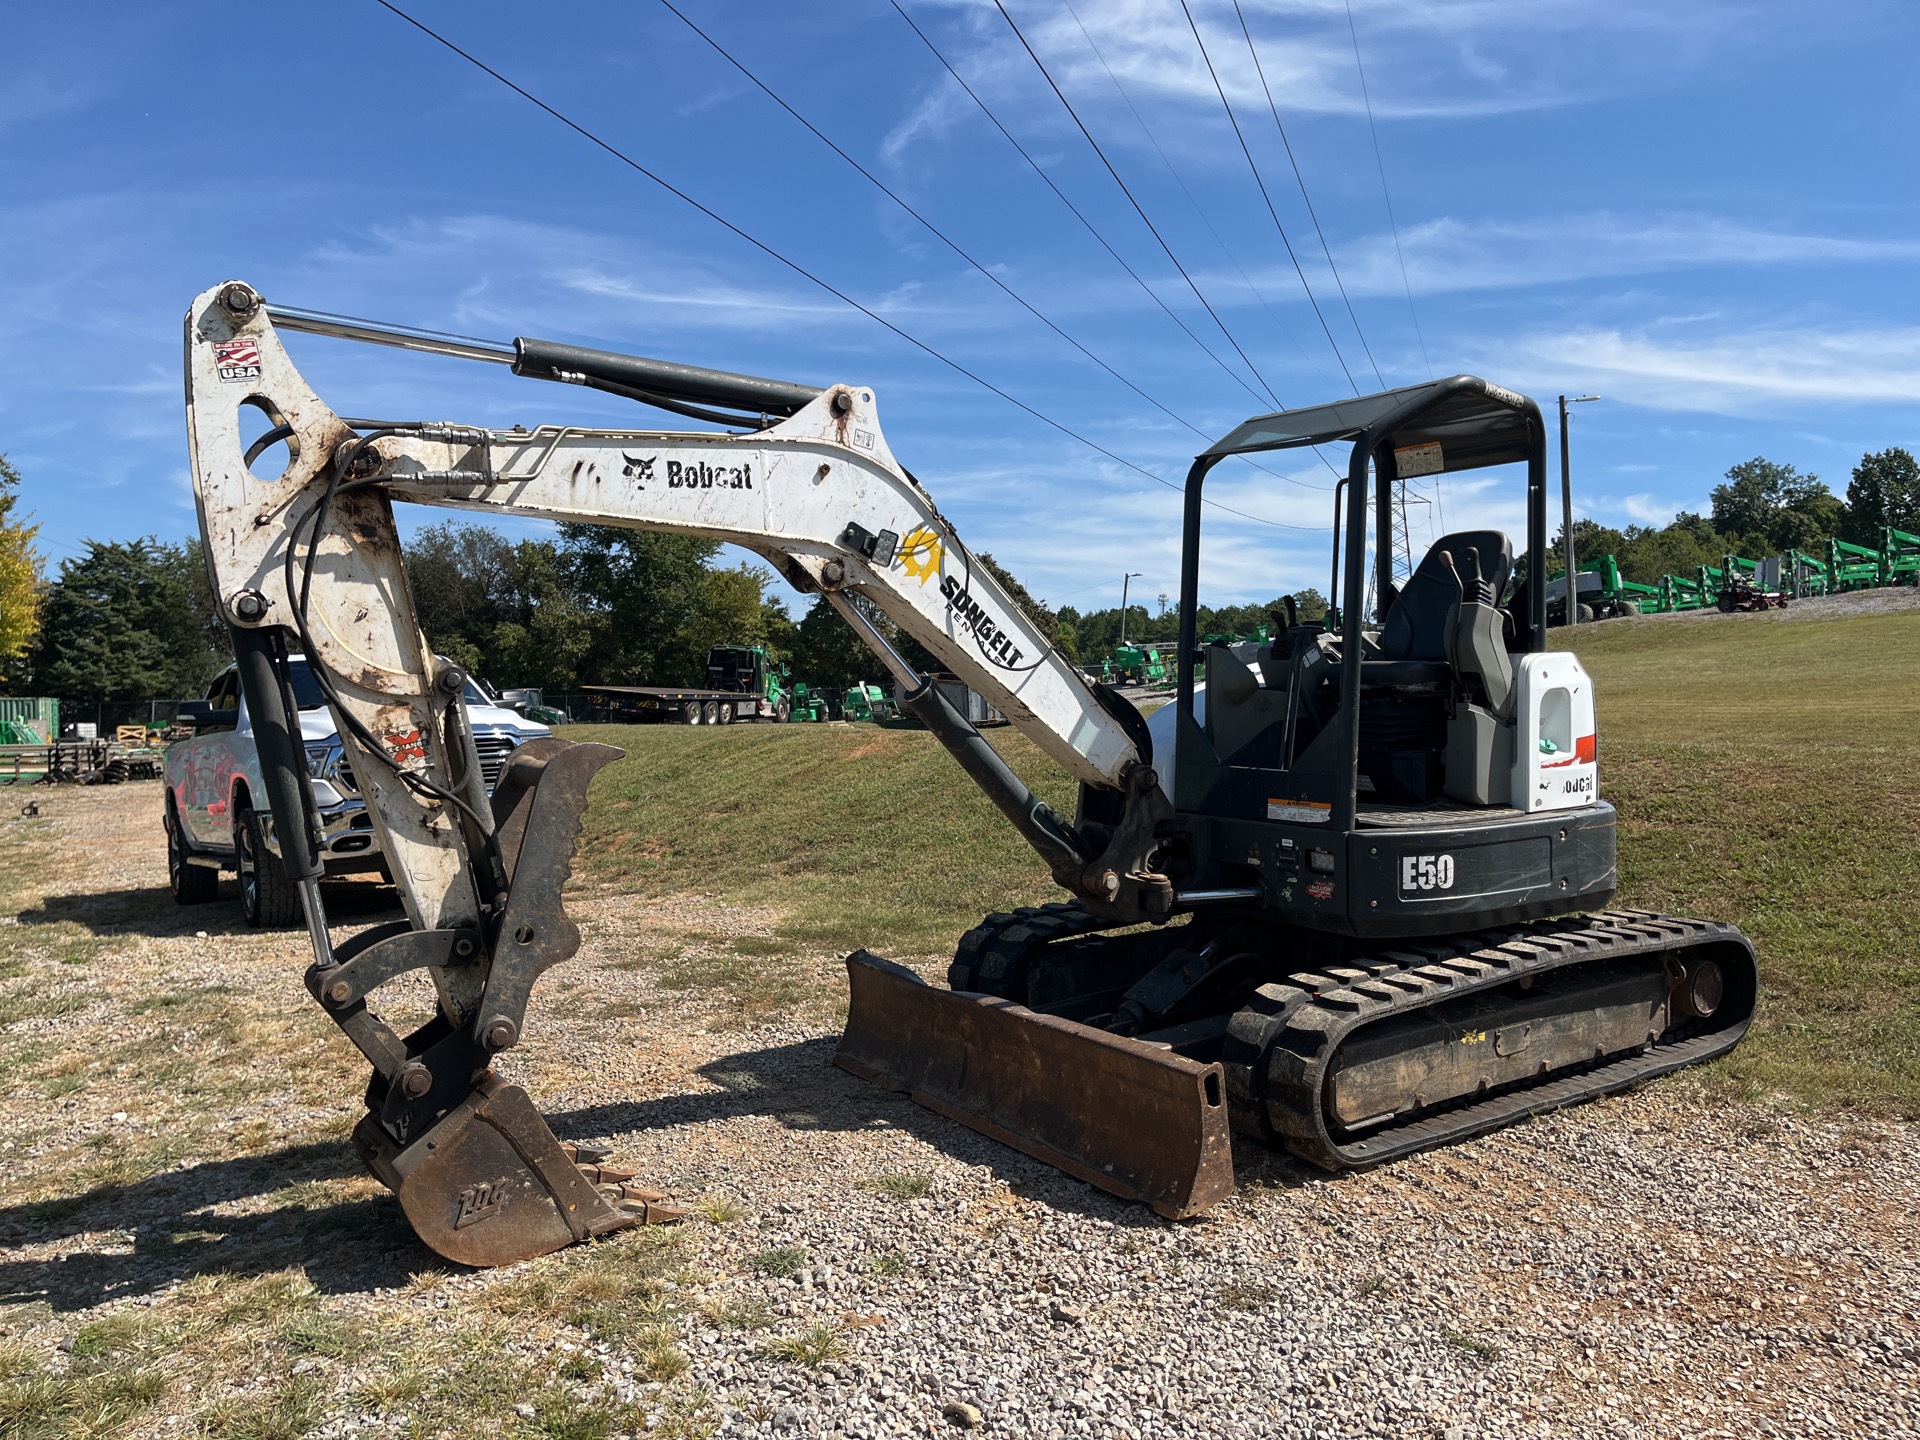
354, 1076, 683, 1268
835, 951, 1234, 1219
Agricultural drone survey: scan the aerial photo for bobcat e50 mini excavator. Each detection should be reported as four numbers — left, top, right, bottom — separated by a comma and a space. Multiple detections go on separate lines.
183, 281, 1757, 1266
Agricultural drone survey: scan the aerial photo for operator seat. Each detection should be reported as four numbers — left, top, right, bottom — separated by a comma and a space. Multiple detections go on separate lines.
1354, 531, 1514, 803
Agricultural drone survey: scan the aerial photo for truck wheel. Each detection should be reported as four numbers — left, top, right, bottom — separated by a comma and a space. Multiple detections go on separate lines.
235, 801, 302, 929
166, 803, 219, 906
776, 700, 791, 724
703, 700, 722, 725
682, 700, 703, 725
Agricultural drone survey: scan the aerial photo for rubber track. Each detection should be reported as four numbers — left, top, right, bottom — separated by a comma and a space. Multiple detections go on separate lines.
1226, 909, 1758, 1171
949, 902, 1120, 997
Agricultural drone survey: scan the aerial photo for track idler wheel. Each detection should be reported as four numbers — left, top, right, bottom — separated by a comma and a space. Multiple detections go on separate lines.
354, 1075, 684, 1268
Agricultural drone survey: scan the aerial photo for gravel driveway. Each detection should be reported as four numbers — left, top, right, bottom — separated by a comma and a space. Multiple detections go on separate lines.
2, 785, 1916, 1439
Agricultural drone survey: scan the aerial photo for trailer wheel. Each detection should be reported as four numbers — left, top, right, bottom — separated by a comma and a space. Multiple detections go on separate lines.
682, 700, 703, 725
702, 700, 721, 725
719, 704, 735, 725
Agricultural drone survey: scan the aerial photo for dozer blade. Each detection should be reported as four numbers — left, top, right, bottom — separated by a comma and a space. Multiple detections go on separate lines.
355, 1073, 685, 1269
835, 951, 1233, 1220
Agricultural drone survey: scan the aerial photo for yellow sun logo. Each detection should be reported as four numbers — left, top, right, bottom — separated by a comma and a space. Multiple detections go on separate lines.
899, 525, 943, 584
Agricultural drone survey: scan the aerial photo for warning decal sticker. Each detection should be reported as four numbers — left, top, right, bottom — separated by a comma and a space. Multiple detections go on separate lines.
1267, 798, 1332, 824
1393, 441, 1444, 478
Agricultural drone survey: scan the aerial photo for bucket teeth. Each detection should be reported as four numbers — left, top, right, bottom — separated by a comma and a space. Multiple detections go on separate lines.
607, 1190, 688, 1225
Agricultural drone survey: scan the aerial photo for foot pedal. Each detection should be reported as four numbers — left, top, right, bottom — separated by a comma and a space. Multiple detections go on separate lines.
355, 1075, 682, 1266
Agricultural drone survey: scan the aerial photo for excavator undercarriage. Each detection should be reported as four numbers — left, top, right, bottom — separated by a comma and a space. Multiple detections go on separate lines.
180, 281, 1757, 1264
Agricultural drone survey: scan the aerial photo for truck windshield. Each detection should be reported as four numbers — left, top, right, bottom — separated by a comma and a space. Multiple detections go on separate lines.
279, 659, 493, 712
285, 659, 329, 711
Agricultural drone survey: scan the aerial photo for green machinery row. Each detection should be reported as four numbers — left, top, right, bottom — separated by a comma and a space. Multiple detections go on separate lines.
1553, 526, 1920, 619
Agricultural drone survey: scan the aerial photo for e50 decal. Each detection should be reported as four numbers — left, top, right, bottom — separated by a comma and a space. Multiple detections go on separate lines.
1400, 853, 1455, 893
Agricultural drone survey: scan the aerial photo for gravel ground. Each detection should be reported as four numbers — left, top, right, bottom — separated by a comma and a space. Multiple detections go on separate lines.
3, 785, 1918, 1439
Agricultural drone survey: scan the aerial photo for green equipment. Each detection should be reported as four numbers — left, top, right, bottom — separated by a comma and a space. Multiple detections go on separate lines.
1882, 527, 1920, 586
789, 683, 828, 722
1110, 642, 1171, 686
1827, 537, 1881, 592
842, 682, 892, 722
1660, 573, 1706, 611
1545, 555, 1666, 621
1782, 550, 1830, 598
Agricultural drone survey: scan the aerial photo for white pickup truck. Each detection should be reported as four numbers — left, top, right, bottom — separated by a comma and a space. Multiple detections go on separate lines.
163, 655, 552, 926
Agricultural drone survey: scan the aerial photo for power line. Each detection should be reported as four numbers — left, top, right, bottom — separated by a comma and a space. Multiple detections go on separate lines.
1343, 0, 1438, 527
1230, 0, 1385, 388
1055, 0, 1343, 399
987, 0, 1283, 410
1344, 1, 1431, 383
888, 0, 1275, 420
890, 0, 1330, 490
367, 0, 1323, 532
1174, 0, 1359, 395
658, 0, 1263, 479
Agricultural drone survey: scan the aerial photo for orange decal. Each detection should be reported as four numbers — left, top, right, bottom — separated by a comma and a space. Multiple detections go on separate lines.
385, 728, 427, 765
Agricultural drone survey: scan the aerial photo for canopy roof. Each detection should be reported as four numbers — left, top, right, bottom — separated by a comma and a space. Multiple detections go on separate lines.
1204, 375, 1537, 475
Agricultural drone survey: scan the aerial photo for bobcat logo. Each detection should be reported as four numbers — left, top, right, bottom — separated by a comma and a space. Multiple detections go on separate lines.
622, 452, 656, 487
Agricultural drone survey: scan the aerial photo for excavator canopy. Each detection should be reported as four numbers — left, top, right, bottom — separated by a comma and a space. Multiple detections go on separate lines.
1204, 374, 1537, 472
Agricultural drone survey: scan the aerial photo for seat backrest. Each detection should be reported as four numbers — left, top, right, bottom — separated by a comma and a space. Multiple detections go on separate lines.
1430, 531, 1513, 599
1380, 547, 1464, 662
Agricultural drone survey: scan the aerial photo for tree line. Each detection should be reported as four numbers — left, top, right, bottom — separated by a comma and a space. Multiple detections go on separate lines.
1569, 450, 1920, 587
3, 446, 1915, 709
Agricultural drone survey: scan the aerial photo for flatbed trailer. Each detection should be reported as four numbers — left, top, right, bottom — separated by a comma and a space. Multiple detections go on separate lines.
583, 643, 795, 725
583, 683, 780, 726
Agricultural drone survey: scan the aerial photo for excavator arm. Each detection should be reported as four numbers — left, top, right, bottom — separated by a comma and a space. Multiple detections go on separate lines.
183, 281, 1191, 1263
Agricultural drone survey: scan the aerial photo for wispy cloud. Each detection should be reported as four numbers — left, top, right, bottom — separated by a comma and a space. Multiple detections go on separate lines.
884, 0, 1751, 168
1483, 321, 1920, 413
1332, 214, 1920, 298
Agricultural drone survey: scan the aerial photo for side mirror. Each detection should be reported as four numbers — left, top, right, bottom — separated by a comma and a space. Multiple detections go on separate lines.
177, 701, 236, 732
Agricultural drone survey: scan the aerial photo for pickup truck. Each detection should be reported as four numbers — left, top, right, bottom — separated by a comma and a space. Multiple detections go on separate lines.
163, 656, 551, 926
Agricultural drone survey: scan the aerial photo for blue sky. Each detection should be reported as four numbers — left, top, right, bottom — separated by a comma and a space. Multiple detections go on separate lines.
4, 0, 1917, 614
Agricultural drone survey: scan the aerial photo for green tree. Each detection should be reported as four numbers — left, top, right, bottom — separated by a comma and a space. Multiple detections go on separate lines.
1844, 447, 1920, 541
1711, 458, 1846, 552
0, 455, 45, 688
786, 595, 881, 690
29, 539, 226, 703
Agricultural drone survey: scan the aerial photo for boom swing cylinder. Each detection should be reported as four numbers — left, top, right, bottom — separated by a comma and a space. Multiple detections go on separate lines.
183, 281, 1757, 1263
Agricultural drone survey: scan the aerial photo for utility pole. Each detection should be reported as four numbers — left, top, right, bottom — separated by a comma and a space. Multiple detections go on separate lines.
1120, 572, 1142, 645
1558, 395, 1600, 624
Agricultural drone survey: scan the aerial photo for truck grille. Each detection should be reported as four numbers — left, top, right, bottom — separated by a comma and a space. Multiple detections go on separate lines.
474, 733, 516, 786
336, 731, 522, 794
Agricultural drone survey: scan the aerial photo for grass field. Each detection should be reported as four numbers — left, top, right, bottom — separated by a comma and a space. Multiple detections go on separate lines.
571, 605, 1920, 1119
